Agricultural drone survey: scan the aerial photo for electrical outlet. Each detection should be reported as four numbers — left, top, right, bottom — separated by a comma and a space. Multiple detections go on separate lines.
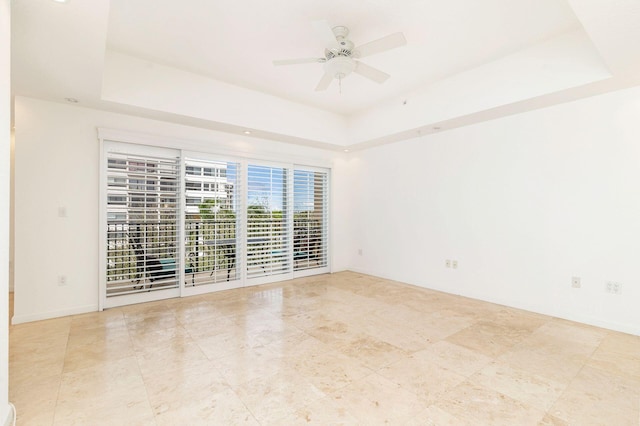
358, 249, 363, 256
58, 275, 67, 286
452, 260, 458, 269
613, 282, 621, 295
445, 259, 451, 268
605, 281, 622, 294
571, 276, 581, 288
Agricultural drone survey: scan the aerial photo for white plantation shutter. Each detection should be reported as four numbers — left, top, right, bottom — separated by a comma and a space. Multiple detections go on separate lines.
246, 164, 292, 279
184, 158, 241, 286
105, 150, 180, 297
101, 134, 331, 307
293, 169, 329, 272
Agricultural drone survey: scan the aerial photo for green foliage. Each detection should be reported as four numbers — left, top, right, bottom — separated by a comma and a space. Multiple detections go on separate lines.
247, 204, 268, 218
195, 199, 236, 240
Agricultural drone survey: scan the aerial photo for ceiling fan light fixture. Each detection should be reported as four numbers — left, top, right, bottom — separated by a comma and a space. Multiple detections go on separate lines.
324, 56, 356, 79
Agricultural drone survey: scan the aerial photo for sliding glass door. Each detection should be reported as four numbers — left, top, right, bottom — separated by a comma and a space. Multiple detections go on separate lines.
101, 141, 330, 308
293, 167, 329, 276
103, 143, 181, 307
246, 164, 293, 283
183, 157, 241, 292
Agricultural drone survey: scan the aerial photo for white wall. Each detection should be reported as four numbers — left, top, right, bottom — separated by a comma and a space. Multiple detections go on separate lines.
348, 29, 610, 143
348, 84, 640, 335
9, 130, 14, 293
13, 85, 640, 336
1, 0, 11, 422
13, 96, 348, 324
103, 51, 350, 146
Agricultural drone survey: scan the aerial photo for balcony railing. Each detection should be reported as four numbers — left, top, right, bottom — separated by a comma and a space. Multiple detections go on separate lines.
106, 217, 325, 292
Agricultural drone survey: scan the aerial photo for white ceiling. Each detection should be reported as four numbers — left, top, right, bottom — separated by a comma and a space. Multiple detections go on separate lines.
10, 0, 640, 150
106, 0, 580, 115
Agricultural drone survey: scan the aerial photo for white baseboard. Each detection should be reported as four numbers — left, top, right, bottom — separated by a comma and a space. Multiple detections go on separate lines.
11, 304, 98, 325
345, 266, 640, 337
2, 404, 14, 426
448, 287, 640, 336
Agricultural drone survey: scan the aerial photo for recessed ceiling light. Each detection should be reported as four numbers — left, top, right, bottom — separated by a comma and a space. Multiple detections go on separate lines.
343, 149, 350, 153
64, 97, 78, 103
243, 130, 251, 135
52, 0, 69, 3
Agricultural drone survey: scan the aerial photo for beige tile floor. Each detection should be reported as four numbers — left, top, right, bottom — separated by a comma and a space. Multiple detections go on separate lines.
8, 271, 640, 425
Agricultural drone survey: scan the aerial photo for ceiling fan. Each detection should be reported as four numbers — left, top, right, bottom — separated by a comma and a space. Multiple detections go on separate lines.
273, 21, 407, 92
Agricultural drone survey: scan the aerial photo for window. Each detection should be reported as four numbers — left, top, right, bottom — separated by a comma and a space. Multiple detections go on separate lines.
185, 166, 198, 175
108, 158, 126, 169
107, 195, 126, 205
107, 212, 127, 221
160, 177, 177, 192
185, 181, 201, 191
108, 176, 126, 187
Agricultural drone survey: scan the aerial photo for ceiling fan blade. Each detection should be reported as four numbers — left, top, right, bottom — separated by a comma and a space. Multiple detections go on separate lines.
312, 20, 338, 47
273, 57, 325, 66
354, 32, 406, 58
354, 61, 390, 84
315, 72, 334, 91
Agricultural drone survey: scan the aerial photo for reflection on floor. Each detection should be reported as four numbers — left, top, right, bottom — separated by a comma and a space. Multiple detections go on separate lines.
9, 272, 640, 425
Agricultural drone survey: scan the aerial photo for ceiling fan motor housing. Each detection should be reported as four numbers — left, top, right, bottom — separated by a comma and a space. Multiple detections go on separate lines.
325, 26, 355, 60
